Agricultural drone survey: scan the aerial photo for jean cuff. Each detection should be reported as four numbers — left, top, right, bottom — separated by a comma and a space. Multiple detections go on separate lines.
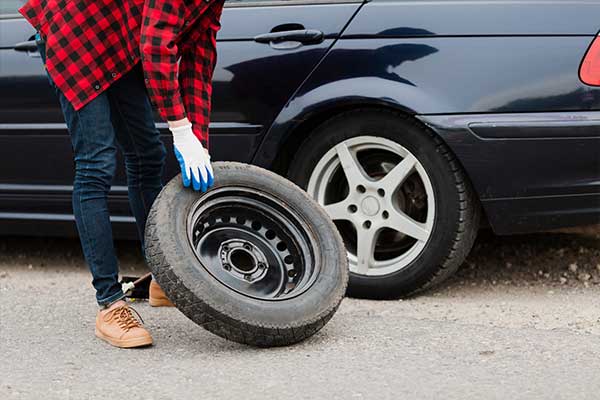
98, 290, 126, 308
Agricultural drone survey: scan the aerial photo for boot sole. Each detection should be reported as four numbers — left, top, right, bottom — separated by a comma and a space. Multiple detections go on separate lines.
95, 329, 153, 348
149, 297, 175, 307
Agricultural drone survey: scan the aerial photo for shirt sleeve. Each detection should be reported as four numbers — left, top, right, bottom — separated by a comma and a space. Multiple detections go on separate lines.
140, 0, 187, 122
178, 3, 223, 149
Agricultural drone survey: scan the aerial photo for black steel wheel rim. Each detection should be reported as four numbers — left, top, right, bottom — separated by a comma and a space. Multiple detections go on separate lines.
186, 186, 319, 301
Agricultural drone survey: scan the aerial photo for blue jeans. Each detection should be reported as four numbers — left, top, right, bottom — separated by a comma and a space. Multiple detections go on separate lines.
38, 39, 167, 306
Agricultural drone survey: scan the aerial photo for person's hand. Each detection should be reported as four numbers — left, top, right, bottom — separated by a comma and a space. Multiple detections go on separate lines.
169, 120, 213, 192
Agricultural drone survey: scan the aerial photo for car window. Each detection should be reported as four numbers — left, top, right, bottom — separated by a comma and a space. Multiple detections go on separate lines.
0, 0, 24, 16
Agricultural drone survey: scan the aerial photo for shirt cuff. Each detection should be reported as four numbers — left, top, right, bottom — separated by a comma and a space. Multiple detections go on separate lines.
161, 98, 187, 122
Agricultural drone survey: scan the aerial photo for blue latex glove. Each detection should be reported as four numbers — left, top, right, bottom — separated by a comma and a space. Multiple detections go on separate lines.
170, 122, 214, 192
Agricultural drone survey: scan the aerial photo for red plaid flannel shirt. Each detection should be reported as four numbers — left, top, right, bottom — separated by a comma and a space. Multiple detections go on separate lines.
19, 0, 224, 147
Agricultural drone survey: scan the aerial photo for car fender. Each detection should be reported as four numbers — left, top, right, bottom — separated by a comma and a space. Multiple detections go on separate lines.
251, 75, 450, 168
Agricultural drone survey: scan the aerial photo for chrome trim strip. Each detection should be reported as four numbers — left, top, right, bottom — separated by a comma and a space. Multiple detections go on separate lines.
0, 184, 128, 193
0, 122, 262, 131
0, 212, 135, 223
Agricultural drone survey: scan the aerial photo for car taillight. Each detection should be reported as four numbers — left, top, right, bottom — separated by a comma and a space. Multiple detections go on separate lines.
580, 35, 600, 86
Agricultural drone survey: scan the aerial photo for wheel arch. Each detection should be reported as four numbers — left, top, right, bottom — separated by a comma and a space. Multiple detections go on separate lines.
259, 98, 418, 176
251, 74, 454, 172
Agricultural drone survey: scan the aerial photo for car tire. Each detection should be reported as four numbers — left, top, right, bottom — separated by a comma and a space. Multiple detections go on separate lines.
288, 109, 480, 299
144, 162, 348, 347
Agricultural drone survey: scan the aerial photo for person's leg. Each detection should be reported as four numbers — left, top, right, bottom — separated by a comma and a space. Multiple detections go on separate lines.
61, 94, 124, 306
36, 39, 124, 307
108, 64, 167, 244
107, 64, 174, 307
109, 64, 173, 307
36, 37, 152, 348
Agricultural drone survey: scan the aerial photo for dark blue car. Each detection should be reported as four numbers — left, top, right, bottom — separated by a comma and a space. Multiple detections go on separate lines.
1, 0, 599, 298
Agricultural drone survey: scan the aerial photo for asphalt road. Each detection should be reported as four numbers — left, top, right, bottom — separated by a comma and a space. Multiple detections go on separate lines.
1, 231, 599, 400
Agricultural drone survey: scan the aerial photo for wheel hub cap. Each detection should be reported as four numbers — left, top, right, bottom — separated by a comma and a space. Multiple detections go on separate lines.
360, 196, 380, 216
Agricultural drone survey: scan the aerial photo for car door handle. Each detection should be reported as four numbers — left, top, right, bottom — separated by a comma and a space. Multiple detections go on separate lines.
254, 29, 324, 45
14, 40, 38, 52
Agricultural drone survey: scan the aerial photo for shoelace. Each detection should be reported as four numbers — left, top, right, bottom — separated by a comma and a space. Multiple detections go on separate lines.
110, 305, 144, 332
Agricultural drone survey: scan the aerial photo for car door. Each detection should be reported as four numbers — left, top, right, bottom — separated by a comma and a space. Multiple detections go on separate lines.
208, 0, 363, 163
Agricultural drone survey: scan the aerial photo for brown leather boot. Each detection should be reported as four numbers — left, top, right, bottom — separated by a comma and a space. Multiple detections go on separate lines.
149, 279, 174, 307
95, 301, 153, 348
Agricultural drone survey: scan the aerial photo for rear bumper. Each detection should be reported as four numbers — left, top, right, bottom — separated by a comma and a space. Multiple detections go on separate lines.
418, 112, 600, 234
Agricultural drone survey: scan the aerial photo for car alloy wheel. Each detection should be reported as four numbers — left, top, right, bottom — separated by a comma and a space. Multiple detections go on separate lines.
288, 109, 480, 298
307, 136, 435, 276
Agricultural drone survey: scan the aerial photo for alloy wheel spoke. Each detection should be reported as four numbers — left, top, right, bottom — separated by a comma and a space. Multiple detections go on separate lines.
379, 154, 417, 193
335, 142, 367, 188
385, 209, 430, 242
323, 200, 353, 222
355, 227, 378, 274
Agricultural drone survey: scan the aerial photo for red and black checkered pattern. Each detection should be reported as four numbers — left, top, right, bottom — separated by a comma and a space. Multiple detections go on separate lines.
19, 0, 224, 147
141, 0, 224, 147
20, 0, 146, 110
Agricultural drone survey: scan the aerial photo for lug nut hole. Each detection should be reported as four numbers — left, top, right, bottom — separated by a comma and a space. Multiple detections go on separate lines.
276, 242, 287, 251
265, 230, 276, 240
348, 204, 358, 213
377, 188, 385, 197
363, 221, 372, 229
357, 185, 366, 194
382, 211, 389, 219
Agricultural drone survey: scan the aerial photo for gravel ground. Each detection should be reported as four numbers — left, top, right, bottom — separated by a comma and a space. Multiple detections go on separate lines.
0, 231, 599, 399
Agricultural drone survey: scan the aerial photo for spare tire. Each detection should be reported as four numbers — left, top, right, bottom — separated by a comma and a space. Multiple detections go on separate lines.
144, 162, 348, 347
